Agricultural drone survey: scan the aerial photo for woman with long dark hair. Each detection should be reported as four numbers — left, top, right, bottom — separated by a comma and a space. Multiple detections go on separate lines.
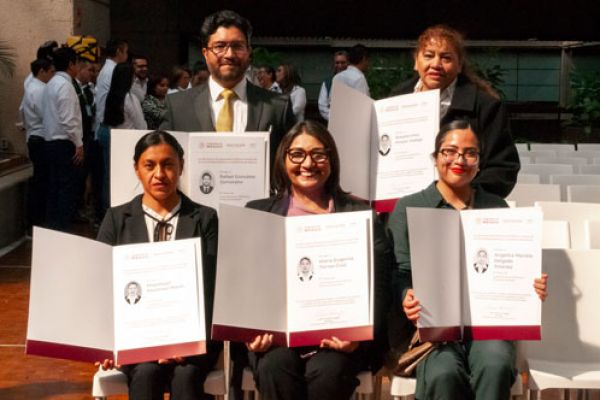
142, 75, 169, 129
103, 63, 147, 129
276, 63, 307, 122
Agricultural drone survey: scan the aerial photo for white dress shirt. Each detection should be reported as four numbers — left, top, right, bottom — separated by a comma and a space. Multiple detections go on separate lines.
21, 77, 46, 140
142, 201, 181, 242
114, 92, 148, 130
289, 85, 307, 122
318, 81, 331, 120
131, 76, 148, 103
94, 58, 117, 128
42, 71, 83, 147
414, 78, 457, 119
208, 76, 248, 132
333, 65, 370, 97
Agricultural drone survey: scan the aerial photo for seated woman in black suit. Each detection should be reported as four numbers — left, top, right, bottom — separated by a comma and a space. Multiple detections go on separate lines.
97, 130, 221, 400
245, 120, 393, 400
387, 120, 548, 400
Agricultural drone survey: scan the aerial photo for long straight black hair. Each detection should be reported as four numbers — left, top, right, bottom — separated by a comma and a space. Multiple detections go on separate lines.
104, 62, 134, 127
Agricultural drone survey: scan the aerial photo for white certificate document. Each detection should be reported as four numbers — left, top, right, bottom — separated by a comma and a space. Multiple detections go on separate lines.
186, 132, 269, 210
329, 81, 439, 212
407, 207, 542, 342
213, 205, 374, 347
26, 228, 206, 365
285, 212, 373, 343
373, 90, 439, 201
111, 130, 269, 210
112, 239, 205, 361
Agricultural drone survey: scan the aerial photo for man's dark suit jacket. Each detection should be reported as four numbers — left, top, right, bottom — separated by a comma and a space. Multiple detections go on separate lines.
246, 193, 393, 372
96, 193, 220, 353
160, 81, 296, 166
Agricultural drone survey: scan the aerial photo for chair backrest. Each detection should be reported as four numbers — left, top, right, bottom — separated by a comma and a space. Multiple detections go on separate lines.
517, 173, 541, 184
549, 174, 600, 200
534, 201, 600, 249
567, 185, 600, 203
541, 220, 571, 249
522, 249, 600, 363
506, 200, 517, 208
519, 155, 531, 165
583, 220, 600, 249
516, 143, 529, 153
577, 143, 600, 152
507, 183, 560, 206
535, 156, 588, 167
571, 150, 600, 163
593, 157, 600, 166
529, 143, 576, 152
521, 164, 573, 184
527, 150, 558, 161
578, 165, 600, 175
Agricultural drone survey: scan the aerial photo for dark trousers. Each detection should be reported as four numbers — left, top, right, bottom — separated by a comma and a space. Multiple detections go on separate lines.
27, 136, 48, 228
249, 347, 362, 400
45, 140, 79, 232
75, 137, 104, 221
96, 124, 110, 214
120, 343, 221, 400
415, 340, 516, 400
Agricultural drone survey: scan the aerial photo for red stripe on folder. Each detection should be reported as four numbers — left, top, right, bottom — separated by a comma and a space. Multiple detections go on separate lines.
117, 341, 206, 365
289, 326, 372, 347
26, 340, 113, 363
372, 199, 399, 213
464, 325, 541, 341
212, 325, 287, 347
419, 326, 462, 343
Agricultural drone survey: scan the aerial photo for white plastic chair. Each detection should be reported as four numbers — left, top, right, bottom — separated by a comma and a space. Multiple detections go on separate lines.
541, 220, 571, 249
520, 164, 573, 184
570, 150, 600, 163
593, 157, 600, 166
507, 183, 560, 207
519, 155, 531, 165
576, 143, 600, 152
516, 143, 529, 153
534, 201, 600, 249
535, 156, 588, 168
567, 185, 600, 203
522, 249, 600, 397
529, 143, 575, 152
92, 367, 226, 399
527, 150, 558, 162
389, 372, 523, 399
577, 165, 600, 175
583, 220, 600, 249
549, 175, 600, 201
517, 173, 541, 184
241, 367, 376, 400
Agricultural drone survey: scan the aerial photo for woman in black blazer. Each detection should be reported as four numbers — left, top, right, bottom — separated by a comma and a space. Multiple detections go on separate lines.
244, 121, 393, 400
97, 130, 221, 400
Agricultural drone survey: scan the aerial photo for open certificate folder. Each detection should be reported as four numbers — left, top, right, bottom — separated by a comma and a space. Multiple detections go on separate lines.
26, 227, 206, 365
407, 207, 543, 342
212, 205, 374, 347
110, 130, 270, 211
329, 81, 439, 212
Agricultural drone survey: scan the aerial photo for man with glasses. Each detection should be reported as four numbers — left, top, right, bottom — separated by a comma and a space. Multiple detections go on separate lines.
161, 10, 295, 166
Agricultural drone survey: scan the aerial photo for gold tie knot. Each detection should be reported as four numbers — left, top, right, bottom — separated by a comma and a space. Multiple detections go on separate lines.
216, 89, 237, 131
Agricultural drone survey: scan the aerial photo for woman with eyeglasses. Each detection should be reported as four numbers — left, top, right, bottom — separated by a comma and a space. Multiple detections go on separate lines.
387, 120, 548, 400
244, 120, 393, 400
96, 130, 222, 400
391, 25, 520, 199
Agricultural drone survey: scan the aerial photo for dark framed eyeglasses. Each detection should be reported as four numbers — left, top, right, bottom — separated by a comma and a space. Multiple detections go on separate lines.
206, 41, 249, 56
439, 148, 480, 165
286, 148, 330, 164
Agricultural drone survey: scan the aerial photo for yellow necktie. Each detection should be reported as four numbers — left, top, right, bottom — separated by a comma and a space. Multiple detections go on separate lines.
216, 89, 236, 131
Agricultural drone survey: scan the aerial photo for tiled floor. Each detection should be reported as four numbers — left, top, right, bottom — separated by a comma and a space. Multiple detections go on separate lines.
0, 231, 597, 399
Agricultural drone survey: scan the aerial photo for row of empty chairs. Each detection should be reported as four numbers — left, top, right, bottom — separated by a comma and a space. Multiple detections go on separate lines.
516, 142, 600, 152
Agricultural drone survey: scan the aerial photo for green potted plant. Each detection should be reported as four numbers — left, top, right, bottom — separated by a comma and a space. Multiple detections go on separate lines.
569, 70, 600, 139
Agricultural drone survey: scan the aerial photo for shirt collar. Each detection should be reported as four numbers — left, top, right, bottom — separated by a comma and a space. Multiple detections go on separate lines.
142, 199, 182, 221
208, 76, 247, 102
414, 77, 457, 98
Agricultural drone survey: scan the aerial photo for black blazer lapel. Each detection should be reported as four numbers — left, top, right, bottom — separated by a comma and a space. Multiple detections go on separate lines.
246, 83, 265, 131
175, 196, 199, 238
193, 84, 216, 131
